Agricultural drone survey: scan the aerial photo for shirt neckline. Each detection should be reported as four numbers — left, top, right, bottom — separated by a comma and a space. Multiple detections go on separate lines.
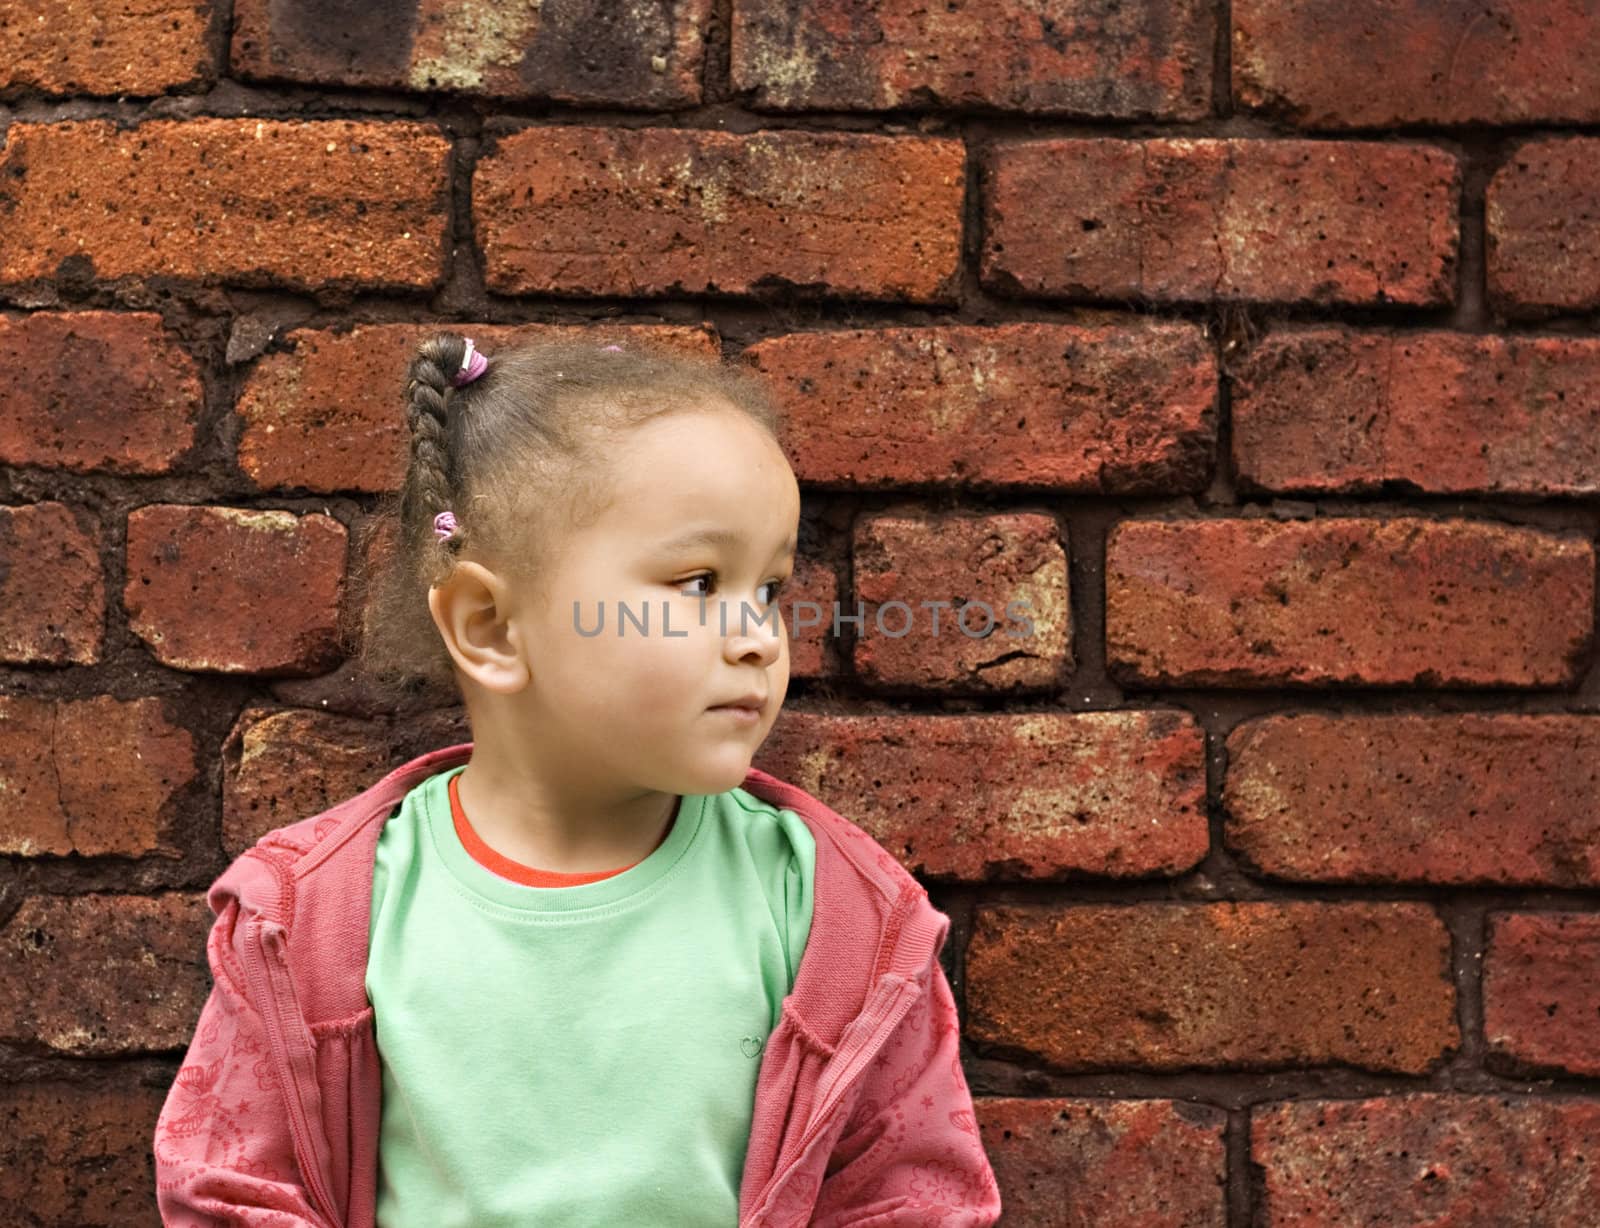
426, 765, 705, 915
450, 768, 676, 887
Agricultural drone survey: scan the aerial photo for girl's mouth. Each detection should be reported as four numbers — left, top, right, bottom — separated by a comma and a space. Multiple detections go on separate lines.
708, 703, 763, 722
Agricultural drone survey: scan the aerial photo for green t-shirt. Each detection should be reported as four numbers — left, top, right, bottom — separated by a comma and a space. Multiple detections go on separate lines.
365, 764, 816, 1227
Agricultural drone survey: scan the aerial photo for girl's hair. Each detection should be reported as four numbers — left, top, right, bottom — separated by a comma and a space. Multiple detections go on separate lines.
350, 333, 783, 699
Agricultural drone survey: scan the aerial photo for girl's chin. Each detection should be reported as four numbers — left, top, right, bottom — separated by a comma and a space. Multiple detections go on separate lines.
678, 754, 756, 796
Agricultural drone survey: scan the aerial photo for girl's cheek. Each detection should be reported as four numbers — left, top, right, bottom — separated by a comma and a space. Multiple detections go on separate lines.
630, 660, 692, 711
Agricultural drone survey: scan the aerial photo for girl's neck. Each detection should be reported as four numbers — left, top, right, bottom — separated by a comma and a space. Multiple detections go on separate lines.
451, 753, 680, 877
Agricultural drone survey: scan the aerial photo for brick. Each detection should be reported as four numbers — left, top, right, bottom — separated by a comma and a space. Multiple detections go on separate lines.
977, 1097, 1227, 1226
731, 0, 1213, 119
345, 510, 400, 660
0, 501, 104, 665
1484, 912, 1600, 1079
0, 694, 194, 858
232, 0, 709, 106
742, 322, 1217, 493
340, 509, 469, 706
237, 323, 718, 494
222, 707, 397, 855
982, 138, 1458, 306
1232, 328, 1600, 497
778, 554, 838, 680
1106, 517, 1593, 689
851, 510, 1070, 692
756, 710, 1208, 881
966, 902, 1457, 1073
0, 119, 450, 291
1253, 1095, 1600, 1224
475, 126, 964, 302
0, 311, 201, 475
0, 1080, 168, 1226
0, 0, 213, 97
1487, 138, 1600, 317
1225, 713, 1600, 888
124, 505, 348, 675
1234, 0, 1600, 129
0, 892, 212, 1055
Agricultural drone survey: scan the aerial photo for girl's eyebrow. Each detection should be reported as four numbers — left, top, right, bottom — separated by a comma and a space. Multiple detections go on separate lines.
659, 527, 797, 557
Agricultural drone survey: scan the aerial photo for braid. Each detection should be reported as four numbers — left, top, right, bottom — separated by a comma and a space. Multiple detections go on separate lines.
402, 334, 468, 557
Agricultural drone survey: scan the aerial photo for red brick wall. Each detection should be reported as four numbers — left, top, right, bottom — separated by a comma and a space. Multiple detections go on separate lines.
2, 1, 1599, 1224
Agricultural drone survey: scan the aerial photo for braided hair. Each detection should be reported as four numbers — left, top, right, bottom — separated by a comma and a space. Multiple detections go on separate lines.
400, 334, 473, 559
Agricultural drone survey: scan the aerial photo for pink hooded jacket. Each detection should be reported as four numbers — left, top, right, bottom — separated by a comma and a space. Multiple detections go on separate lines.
152, 741, 1002, 1226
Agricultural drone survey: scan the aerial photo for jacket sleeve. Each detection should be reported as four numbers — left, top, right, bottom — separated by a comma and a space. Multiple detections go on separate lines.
808, 956, 1002, 1226
152, 890, 337, 1228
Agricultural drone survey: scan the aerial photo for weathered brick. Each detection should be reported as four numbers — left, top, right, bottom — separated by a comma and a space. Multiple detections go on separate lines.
124, 505, 348, 675
741, 322, 1217, 493
982, 138, 1458, 306
1225, 713, 1600, 888
1484, 912, 1600, 1079
0, 311, 201, 475
731, 0, 1214, 119
0, 892, 211, 1055
0, 501, 104, 665
345, 510, 400, 660
1487, 138, 1600, 317
977, 1097, 1227, 1226
966, 902, 1457, 1073
1253, 1095, 1600, 1224
1234, 0, 1600, 129
222, 707, 397, 855
237, 323, 719, 494
475, 127, 964, 302
0, 119, 451, 291
1232, 328, 1600, 497
0, 1079, 168, 1226
0, 0, 213, 97
0, 694, 194, 858
755, 710, 1208, 881
778, 554, 838, 680
1106, 517, 1593, 689
336, 513, 490, 710
852, 510, 1070, 692
232, 0, 709, 106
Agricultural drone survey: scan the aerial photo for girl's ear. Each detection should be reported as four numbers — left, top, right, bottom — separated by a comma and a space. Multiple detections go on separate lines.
427, 561, 531, 694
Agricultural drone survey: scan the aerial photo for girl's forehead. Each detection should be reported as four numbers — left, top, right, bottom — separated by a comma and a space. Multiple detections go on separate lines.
582, 409, 799, 543
618, 402, 774, 454
609, 415, 796, 495
595, 455, 799, 554
615, 477, 798, 544
651, 524, 799, 556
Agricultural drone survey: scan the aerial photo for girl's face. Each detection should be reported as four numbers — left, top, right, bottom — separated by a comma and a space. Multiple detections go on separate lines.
510, 403, 801, 798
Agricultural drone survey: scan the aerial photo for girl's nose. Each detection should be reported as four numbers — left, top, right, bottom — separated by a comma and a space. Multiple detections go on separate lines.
722, 603, 783, 664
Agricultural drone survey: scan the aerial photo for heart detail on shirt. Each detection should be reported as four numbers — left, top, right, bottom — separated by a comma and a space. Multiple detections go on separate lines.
740, 1035, 764, 1059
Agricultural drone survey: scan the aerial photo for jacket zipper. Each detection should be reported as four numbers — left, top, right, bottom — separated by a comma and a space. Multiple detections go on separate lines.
744, 975, 922, 1225
245, 918, 340, 1228
796, 972, 921, 1157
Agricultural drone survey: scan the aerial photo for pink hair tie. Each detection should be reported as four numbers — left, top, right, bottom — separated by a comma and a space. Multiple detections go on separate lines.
601, 344, 623, 352
452, 338, 488, 387
433, 511, 458, 540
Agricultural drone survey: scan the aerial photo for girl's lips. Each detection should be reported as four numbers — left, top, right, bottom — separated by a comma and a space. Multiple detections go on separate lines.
709, 704, 762, 722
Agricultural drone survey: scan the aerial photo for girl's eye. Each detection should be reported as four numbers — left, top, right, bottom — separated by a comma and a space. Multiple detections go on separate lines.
679, 574, 788, 603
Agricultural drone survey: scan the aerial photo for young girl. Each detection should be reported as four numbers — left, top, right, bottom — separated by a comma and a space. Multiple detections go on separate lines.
153, 333, 1001, 1227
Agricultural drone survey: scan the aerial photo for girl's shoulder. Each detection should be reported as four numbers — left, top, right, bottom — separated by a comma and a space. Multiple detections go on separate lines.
217, 747, 463, 916
738, 765, 931, 911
